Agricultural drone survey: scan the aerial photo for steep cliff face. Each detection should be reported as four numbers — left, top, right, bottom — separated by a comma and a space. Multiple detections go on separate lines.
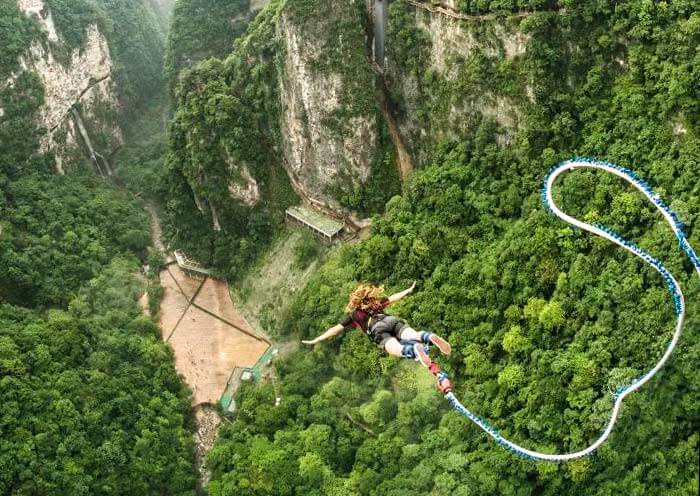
6, 0, 120, 174
2, 0, 167, 175
168, 0, 383, 224
385, 0, 530, 165
277, 3, 378, 210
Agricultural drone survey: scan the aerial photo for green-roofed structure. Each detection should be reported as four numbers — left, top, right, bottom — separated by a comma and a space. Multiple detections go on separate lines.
285, 205, 345, 243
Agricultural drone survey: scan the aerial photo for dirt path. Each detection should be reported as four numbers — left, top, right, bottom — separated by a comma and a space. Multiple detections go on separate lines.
145, 203, 166, 254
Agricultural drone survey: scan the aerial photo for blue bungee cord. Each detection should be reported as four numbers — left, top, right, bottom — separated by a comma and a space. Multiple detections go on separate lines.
440, 157, 700, 462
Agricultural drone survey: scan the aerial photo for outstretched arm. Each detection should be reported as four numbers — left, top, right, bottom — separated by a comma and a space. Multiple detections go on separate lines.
302, 324, 345, 345
387, 281, 416, 304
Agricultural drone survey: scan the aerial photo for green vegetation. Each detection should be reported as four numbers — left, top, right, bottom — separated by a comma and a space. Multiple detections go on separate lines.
206, 1, 699, 494
0, 168, 198, 495
4, 0, 699, 494
98, 0, 167, 113
163, 0, 293, 279
165, 0, 252, 93
0, 2, 42, 80
114, 91, 170, 200
338, 121, 402, 216
0, 172, 150, 307
1, 4, 197, 495
456, 0, 560, 14
164, 0, 392, 279
294, 232, 322, 269
231, 230, 329, 339
0, 71, 46, 177
44, 0, 105, 49
0, 260, 196, 495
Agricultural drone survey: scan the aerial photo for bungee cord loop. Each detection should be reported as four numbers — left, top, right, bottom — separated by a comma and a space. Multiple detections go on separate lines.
440, 157, 700, 462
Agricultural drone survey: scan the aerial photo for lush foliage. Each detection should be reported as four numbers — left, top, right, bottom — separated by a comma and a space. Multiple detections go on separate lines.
44, 0, 106, 49
0, 260, 197, 495
337, 122, 402, 216
0, 169, 198, 495
455, 0, 561, 15
164, 0, 397, 278
113, 91, 170, 200
1, 4, 198, 494
206, 1, 700, 494
163, 0, 295, 279
165, 0, 252, 93
97, 0, 167, 113
0, 2, 43, 80
0, 171, 150, 308
0, 71, 47, 178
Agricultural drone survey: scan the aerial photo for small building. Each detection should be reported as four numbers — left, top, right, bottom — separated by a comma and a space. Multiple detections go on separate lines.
285, 205, 345, 243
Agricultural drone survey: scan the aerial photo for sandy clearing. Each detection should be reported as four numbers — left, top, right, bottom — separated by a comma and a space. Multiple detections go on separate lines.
167, 264, 203, 300
167, 301, 269, 405
196, 278, 261, 336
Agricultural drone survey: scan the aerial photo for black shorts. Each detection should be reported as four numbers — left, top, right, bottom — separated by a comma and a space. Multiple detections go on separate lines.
368, 315, 408, 348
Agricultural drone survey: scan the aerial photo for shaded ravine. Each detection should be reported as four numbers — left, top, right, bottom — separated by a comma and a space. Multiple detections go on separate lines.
142, 206, 226, 486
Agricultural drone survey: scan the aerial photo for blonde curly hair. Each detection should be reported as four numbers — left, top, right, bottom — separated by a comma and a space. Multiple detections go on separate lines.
346, 283, 386, 313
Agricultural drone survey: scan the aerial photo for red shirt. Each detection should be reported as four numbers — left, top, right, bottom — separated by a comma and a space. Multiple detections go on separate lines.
339, 297, 391, 332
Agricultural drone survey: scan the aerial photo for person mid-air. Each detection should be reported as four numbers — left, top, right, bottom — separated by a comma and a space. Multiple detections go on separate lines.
302, 282, 453, 391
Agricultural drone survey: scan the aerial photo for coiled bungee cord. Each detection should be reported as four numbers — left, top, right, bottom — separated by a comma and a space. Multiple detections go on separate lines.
438, 158, 699, 461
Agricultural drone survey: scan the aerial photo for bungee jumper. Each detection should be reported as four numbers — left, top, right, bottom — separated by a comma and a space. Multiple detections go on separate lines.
303, 158, 699, 462
302, 282, 454, 393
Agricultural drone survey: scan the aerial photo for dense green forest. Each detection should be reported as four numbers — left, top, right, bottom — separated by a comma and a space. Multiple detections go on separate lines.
2, 0, 699, 494
0, 1, 197, 494
203, 1, 699, 494
0, 173, 198, 496
165, 0, 252, 93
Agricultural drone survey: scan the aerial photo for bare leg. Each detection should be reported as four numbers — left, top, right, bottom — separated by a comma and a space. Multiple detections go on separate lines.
400, 327, 452, 355
384, 336, 431, 367
398, 327, 422, 342
383, 337, 404, 357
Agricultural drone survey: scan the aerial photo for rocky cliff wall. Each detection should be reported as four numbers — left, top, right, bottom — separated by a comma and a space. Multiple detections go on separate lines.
169, 0, 383, 220
277, 5, 378, 210
385, 0, 530, 165
8, 0, 120, 174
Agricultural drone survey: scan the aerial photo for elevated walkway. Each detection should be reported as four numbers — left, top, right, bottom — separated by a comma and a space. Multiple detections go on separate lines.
174, 250, 212, 280
285, 205, 345, 243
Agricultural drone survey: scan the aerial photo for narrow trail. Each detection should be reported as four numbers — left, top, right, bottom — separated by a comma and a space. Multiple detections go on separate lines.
145, 203, 166, 254
404, 0, 567, 21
